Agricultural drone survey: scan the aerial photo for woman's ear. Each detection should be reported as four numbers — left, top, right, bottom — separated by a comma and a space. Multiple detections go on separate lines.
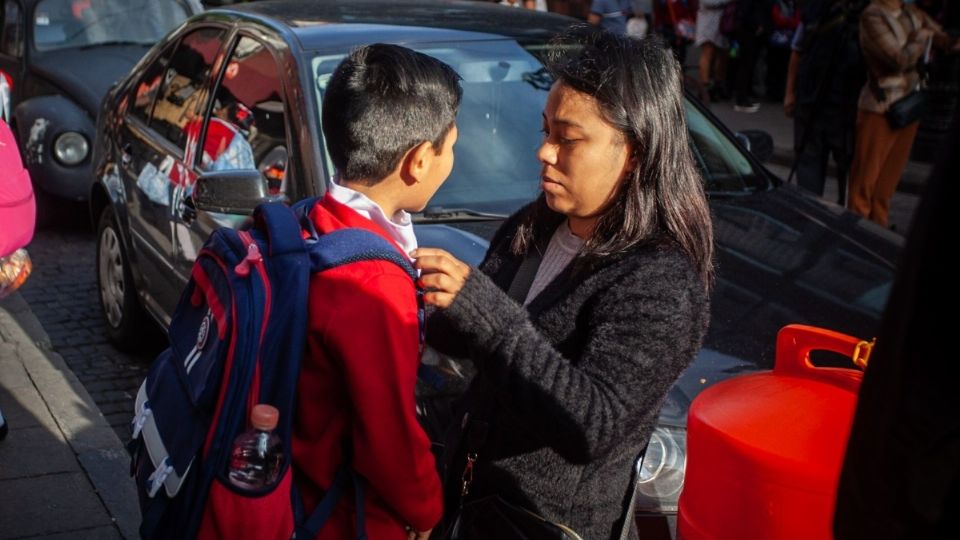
400, 141, 435, 186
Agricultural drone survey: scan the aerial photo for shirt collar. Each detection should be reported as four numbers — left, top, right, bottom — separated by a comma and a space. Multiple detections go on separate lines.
327, 179, 418, 256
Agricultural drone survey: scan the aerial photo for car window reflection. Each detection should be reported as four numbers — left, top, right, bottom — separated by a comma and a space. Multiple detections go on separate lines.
200, 36, 288, 199
150, 27, 224, 154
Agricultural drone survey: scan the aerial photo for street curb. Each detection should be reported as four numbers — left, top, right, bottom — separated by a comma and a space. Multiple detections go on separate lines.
0, 292, 140, 540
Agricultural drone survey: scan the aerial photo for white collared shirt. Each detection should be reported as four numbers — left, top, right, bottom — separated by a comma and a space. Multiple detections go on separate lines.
327, 180, 419, 257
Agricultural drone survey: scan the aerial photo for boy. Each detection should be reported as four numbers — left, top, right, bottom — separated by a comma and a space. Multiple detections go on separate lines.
292, 44, 461, 540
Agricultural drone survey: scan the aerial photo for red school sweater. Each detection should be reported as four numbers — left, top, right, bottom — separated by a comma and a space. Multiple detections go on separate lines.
292, 194, 443, 539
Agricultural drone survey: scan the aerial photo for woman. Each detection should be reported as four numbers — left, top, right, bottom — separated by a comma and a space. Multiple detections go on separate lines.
413, 28, 713, 539
696, 0, 731, 101
848, 0, 959, 226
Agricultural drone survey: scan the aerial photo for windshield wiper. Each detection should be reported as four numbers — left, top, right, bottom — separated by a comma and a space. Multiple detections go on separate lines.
413, 207, 508, 223
78, 40, 150, 49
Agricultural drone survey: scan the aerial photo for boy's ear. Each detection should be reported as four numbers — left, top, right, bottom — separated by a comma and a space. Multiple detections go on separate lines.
399, 141, 435, 186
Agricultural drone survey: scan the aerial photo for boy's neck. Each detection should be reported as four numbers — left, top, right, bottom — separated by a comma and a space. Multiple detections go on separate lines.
339, 178, 403, 217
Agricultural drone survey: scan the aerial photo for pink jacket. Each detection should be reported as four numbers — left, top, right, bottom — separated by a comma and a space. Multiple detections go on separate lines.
0, 120, 34, 258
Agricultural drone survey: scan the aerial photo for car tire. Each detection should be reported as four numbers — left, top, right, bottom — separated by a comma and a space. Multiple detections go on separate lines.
96, 206, 147, 352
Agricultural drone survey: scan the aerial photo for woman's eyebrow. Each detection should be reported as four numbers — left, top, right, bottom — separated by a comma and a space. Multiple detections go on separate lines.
542, 112, 584, 129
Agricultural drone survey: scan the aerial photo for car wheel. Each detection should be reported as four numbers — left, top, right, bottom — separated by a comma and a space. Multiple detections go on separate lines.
96, 206, 146, 351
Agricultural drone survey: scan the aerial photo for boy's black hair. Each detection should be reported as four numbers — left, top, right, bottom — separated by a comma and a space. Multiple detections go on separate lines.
321, 44, 462, 185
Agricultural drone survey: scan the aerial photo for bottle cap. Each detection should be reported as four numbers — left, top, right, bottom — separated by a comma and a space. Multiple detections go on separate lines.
250, 404, 279, 431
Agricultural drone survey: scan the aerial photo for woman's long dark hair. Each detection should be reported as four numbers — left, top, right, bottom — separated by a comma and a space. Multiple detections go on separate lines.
512, 26, 715, 290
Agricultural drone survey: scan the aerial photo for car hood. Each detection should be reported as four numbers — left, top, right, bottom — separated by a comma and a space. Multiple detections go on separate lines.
671, 183, 901, 422
31, 44, 150, 114
423, 183, 901, 422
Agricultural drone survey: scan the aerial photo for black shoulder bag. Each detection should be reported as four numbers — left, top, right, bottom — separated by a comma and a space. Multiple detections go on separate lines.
880, 8, 929, 129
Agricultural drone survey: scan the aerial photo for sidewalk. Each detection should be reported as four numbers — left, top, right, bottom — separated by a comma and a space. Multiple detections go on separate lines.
0, 292, 139, 540
707, 99, 933, 195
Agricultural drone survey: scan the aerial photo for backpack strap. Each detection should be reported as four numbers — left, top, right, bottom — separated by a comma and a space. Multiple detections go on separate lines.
292, 465, 367, 540
253, 202, 309, 257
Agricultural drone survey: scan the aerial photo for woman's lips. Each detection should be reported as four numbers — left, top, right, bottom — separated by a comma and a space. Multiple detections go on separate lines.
541, 176, 564, 193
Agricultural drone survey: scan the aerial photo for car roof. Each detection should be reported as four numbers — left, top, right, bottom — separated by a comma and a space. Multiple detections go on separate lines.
206, 0, 576, 49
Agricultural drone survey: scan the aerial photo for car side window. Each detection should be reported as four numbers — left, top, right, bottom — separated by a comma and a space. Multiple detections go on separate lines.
199, 36, 288, 197
684, 100, 765, 192
149, 27, 226, 154
130, 45, 175, 126
0, 0, 24, 57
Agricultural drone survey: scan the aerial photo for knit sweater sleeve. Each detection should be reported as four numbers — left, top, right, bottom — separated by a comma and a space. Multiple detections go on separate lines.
440, 250, 708, 461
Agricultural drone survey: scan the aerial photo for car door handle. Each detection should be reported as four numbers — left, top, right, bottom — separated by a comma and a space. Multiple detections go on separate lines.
180, 194, 197, 224
120, 143, 133, 166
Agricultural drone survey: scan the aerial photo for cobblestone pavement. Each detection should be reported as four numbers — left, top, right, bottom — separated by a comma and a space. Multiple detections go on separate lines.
19, 205, 165, 442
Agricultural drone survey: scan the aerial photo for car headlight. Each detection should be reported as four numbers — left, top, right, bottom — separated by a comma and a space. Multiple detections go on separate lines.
53, 131, 89, 166
635, 425, 687, 514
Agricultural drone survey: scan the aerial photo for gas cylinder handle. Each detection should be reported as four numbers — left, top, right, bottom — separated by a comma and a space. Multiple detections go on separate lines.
774, 324, 866, 392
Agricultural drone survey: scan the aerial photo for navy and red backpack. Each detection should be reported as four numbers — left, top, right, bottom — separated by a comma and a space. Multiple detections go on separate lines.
128, 198, 424, 539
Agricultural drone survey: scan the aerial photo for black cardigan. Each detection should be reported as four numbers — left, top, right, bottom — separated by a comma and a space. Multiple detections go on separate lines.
427, 207, 710, 540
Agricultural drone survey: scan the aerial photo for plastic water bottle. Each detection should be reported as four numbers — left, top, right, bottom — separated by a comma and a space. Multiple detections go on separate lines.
227, 404, 283, 490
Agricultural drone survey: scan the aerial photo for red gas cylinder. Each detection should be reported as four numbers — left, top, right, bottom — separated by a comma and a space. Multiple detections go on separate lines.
678, 325, 872, 540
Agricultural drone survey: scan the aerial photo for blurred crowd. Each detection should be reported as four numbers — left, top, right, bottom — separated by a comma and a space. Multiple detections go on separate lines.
486, 0, 960, 227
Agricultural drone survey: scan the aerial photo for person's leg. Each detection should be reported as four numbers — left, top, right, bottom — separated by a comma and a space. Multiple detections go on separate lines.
833, 106, 858, 206
870, 121, 920, 226
765, 46, 789, 102
794, 106, 828, 196
735, 31, 759, 111
699, 42, 715, 86
715, 47, 729, 98
847, 110, 897, 219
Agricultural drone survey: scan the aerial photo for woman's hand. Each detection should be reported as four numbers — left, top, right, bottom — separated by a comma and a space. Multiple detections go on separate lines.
411, 248, 471, 309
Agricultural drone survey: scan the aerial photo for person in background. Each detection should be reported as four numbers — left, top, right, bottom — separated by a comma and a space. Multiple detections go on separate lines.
696, 0, 732, 101
732, 0, 773, 112
627, 0, 653, 37
784, 0, 867, 203
589, 0, 634, 34
653, 0, 698, 61
835, 110, 959, 540
847, 0, 959, 226
766, 0, 800, 101
0, 117, 37, 441
415, 27, 713, 540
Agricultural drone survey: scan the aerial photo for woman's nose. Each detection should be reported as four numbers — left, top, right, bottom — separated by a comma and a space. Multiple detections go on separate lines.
537, 140, 557, 165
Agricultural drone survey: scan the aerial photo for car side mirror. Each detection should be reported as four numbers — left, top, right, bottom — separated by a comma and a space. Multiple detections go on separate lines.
735, 129, 774, 163
192, 169, 272, 215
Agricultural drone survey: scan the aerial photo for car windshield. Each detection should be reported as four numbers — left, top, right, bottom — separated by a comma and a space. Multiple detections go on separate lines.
311, 39, 765, 216
313, 39, 548, 216
33, 0, 191, 52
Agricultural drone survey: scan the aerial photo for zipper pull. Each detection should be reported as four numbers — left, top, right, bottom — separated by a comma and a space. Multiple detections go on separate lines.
234, 242, 262, 277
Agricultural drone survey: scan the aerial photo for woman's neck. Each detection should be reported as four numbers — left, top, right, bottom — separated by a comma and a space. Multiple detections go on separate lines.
567, 216, 596, 239
876, 0, 903, 12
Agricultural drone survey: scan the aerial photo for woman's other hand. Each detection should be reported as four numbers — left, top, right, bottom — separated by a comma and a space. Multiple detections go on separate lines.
407, 527, 432, 540
411, 248, 471, 308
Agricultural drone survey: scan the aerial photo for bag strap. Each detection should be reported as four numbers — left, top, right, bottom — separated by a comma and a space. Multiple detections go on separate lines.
618, 446, 648, 540
292, 464, 367, 540
505, 236, 547, 304
254, 202, 309, 257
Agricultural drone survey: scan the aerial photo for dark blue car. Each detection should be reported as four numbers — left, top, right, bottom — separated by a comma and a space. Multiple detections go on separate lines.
88, 0, 902, 534
0, 0, 201, 206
